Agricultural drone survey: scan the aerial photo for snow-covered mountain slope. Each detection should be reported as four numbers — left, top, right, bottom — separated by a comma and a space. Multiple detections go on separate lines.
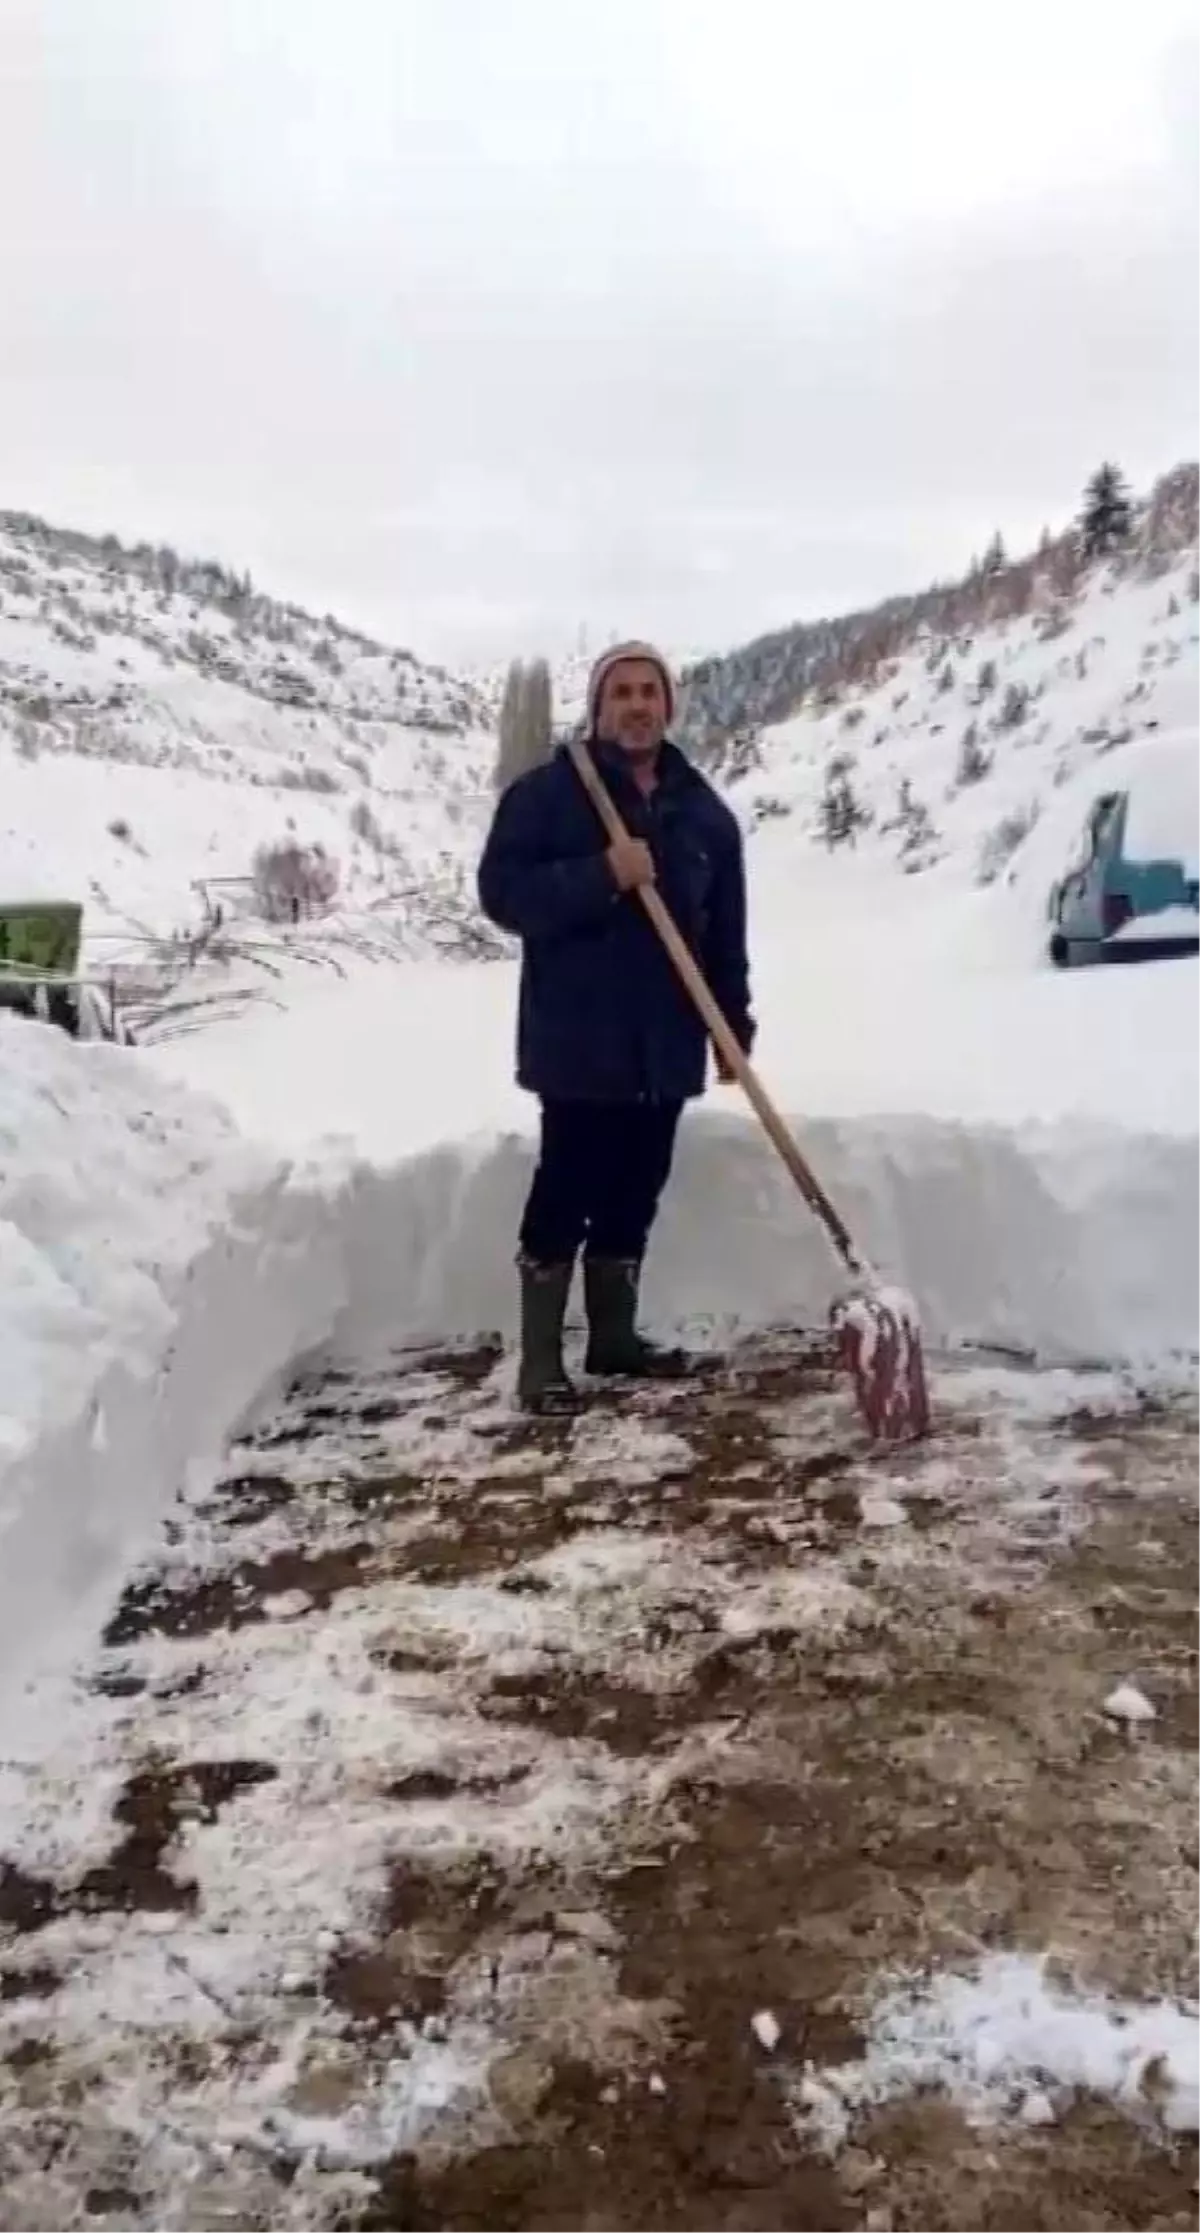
3, 482, 1196, 996
678, 465, 1198, 751
0, 515, 495, 956
735, 556, 1199, 942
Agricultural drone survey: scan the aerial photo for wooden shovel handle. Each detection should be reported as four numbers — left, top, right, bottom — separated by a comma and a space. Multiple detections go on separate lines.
567, 737, 864, 1276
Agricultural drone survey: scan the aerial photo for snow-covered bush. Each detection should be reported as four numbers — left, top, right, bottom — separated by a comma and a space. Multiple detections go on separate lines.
251, 840, 340, 922
976, 803, 1039, 886
277, 763, 341, 796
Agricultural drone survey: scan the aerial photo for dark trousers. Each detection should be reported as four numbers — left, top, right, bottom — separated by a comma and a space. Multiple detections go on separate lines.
519, 1098, 683, 1265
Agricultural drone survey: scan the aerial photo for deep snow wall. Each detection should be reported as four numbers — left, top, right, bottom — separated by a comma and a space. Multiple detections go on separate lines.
0, 1022, 346, 1713
331, 1110, 1199, 1369
2, 1022, 1196, 1707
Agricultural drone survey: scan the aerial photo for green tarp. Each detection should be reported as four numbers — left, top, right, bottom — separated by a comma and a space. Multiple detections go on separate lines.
0, 902, 84, 979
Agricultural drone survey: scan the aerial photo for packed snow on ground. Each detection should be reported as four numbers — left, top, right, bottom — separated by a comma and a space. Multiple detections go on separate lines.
789, 1951, 1199, 2147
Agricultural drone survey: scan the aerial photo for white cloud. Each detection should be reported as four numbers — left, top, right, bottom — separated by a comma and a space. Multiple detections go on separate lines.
3, 0, 1196, 662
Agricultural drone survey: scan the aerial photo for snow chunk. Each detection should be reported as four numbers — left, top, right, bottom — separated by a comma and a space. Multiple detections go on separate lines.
1103, 1680, 1158, 1724
859, 1492, 907, 1529
1019, 2086, 1058, 2127
788, 1952, 1199, 2148
262, 1589, 314, 1621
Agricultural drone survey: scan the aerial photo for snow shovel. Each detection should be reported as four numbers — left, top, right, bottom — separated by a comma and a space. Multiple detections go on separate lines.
567, 738, 931, 1445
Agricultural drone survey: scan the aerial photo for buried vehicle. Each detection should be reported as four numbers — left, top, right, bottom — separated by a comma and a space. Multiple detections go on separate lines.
0, 899, 132, 1043
1046, 735, 1199, 968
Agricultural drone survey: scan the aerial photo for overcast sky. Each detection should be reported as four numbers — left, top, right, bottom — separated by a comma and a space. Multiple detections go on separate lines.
3, 0, 1196, 667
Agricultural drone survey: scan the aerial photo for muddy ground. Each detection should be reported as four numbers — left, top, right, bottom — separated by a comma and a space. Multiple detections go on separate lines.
0, 1330, 1195, 2231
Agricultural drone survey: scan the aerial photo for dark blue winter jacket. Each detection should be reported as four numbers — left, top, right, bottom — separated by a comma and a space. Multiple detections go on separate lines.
477, 737, 755, 1103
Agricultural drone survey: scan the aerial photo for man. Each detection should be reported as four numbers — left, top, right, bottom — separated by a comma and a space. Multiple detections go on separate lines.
477, 640, 755, 1414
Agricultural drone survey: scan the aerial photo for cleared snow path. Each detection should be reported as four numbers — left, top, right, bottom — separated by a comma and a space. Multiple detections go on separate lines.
0, 1334, 1195, 2231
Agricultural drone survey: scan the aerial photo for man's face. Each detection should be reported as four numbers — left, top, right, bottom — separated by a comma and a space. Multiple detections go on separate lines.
596, 658, 669, 757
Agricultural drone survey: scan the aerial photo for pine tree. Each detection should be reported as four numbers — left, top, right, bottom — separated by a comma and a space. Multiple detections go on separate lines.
997, 680, 1031, 731
955, 722, 991, 786
898, 793, 937, 866
493, 657, 555, 791
1079, 463, 1133, 559
879, 777, 940, 868
819, 754, 868, 848
981, 531, 1006, 575
520, 658, 553, 771
494, 660, 527, 792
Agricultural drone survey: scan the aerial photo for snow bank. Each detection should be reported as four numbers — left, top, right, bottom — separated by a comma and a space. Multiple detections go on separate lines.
330, 1106, 1198, 1371
0, 1017, 346, 1708
154, 955, 1197, 1368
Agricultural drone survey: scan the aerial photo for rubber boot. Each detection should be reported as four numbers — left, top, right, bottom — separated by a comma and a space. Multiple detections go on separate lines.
582, 1257, 691, 1379
516, 1258, 580, 1416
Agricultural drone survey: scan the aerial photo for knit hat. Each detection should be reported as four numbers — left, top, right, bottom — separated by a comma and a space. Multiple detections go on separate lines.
585, 639, 676, 734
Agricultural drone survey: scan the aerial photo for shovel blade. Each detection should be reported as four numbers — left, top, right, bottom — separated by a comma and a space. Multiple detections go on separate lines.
834, 1290, 931, 1445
